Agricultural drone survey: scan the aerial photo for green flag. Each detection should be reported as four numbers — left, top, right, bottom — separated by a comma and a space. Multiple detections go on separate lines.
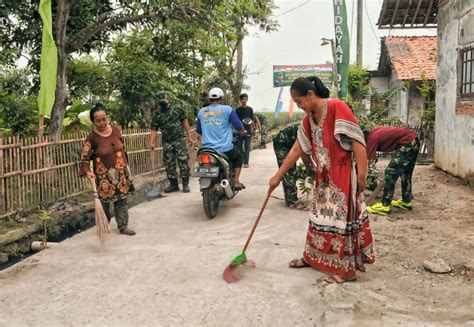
333, 0, 350, 98
38, 0, 58, 117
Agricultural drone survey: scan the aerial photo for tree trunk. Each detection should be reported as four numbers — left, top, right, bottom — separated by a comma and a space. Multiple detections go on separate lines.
140, 106, 152, 127
234, 37, 244, 103
49, 0, 71, 140
232, 21, 245, 107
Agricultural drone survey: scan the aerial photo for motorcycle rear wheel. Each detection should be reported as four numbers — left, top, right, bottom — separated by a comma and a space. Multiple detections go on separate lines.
203, 187, 220, 219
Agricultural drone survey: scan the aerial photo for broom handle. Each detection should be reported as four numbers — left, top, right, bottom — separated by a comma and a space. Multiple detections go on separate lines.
242, 190, 271, 253
90, 175, 98, 194
367, 179, 384, 205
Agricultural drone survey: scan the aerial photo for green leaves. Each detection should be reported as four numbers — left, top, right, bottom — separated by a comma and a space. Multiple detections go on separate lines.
1, 0, 277, 134
0, 68, 38, 137
68, 55, 110, 102
62, 100, 93, 134
348, 65, 405, 131
348, 64, 370, 101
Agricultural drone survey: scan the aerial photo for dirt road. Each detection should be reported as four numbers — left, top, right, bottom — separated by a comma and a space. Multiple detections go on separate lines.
0, 146, 473, 326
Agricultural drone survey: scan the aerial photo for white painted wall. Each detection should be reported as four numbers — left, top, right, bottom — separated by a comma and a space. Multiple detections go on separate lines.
370, 76, 389, 93
435, 3, 474, 178
407, 83, 424, 125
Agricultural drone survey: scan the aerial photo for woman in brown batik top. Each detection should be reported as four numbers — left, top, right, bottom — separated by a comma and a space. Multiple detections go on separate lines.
78, 103, 136, 235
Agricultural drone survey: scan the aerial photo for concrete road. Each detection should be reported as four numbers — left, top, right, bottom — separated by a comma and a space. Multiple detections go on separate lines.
0, 146, 470, 326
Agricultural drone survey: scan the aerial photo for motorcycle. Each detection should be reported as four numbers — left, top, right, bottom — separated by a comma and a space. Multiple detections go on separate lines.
192, 147, 241, 219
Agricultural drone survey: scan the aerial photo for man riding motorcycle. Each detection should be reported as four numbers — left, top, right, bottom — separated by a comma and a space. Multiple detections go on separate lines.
195, 87, 246, 190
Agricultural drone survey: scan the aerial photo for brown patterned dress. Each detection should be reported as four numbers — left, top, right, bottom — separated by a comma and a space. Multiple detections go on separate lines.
78, 125, 135, 202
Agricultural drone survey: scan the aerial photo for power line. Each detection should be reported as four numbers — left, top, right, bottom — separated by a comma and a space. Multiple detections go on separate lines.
274, 0, 311, 18
365, 0, 380, 44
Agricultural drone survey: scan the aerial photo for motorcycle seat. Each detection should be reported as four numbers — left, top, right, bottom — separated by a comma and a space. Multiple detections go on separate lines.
198, 147, 229, 162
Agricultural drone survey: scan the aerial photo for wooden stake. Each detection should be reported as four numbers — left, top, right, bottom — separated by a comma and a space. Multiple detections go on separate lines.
38, 115, 44, 139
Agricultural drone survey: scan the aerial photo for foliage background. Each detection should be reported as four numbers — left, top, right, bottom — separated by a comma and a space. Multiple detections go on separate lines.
0, 0, 277, 137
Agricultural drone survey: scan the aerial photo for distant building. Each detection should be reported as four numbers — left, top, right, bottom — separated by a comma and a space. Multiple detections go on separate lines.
372, 36, 437, 125
376, 0, 474, 180
435, 1, 474, 180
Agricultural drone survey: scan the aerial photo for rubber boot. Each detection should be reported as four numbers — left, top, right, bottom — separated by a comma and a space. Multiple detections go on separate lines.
182, 177, 190, 193
164, 178, 179, 193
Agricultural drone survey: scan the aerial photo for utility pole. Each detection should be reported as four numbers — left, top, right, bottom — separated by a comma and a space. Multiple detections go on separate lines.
356, 0, 363, 66
330, 39, 338, 95
321, 38, 338, 95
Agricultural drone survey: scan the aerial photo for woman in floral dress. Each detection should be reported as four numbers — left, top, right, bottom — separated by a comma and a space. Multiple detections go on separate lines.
78, 103, 135, 235
269, 77, 375, 282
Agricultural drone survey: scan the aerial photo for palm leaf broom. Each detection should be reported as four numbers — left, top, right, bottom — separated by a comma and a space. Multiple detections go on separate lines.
223, 191, 271, 283
91, 179, 110, 242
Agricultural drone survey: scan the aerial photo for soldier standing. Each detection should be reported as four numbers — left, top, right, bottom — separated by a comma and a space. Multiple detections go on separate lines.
149, 91, 193, 193
254, 112, 268, 149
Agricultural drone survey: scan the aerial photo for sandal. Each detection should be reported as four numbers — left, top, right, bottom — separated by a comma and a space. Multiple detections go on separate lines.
288, 202, 306, 210
119, 227, 136, 236
289, 257, 311, 268
324, 275, 356, 283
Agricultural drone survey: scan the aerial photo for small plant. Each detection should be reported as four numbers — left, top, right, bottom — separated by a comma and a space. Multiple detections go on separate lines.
39, 210, 52, 244
366, 158, 381, 190
418, 73, 436, 129
295, 162, 314, 198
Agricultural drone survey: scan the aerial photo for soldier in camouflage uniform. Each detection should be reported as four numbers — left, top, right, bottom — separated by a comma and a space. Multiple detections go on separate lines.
150, 91, 193, 193
365, 126, 420, 216
272, 123, 302, 208
254, 112, 268, 149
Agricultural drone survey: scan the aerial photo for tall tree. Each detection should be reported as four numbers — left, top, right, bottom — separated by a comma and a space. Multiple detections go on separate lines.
1, 0, 277, 135
1, 0, 199, 138
210, 0, 277, 106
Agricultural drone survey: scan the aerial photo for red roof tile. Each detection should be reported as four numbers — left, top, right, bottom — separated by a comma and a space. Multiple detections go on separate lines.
385, 36, 437, 80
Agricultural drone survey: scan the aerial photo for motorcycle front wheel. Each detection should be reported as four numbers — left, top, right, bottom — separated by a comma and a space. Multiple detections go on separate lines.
203, 186, 220, 219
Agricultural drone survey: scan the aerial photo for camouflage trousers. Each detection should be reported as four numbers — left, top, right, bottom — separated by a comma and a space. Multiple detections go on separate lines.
101, 198, 129, 230
382, 138, 420, 206
260, 125, 268, 145
163, 138, 190, 180
273, 142, 298, 205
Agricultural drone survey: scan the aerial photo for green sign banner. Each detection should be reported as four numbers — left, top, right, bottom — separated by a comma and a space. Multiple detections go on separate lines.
333, 0, 350, 98
273, 65, 333, 88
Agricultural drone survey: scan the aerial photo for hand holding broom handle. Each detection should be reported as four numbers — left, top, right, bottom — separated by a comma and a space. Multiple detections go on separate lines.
242, 190, 272, 253
366, 178, 385, 205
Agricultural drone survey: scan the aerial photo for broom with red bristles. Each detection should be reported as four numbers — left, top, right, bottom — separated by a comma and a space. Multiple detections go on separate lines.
91, 178, 110, 242
223, 190, 272, 283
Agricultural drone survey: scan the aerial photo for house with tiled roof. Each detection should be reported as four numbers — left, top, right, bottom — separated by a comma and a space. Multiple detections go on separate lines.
372, 36, 437, 125
376, 0, 474, 182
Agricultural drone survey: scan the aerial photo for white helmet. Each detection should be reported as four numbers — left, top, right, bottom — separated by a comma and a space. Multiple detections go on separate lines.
209, 87, 224, 99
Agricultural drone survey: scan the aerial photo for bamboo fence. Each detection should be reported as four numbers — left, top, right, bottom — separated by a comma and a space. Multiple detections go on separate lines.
0, 129, 167, 220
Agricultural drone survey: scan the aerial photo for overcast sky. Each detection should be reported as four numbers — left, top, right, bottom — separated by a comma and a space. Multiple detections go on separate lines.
243, 0, 437, 111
